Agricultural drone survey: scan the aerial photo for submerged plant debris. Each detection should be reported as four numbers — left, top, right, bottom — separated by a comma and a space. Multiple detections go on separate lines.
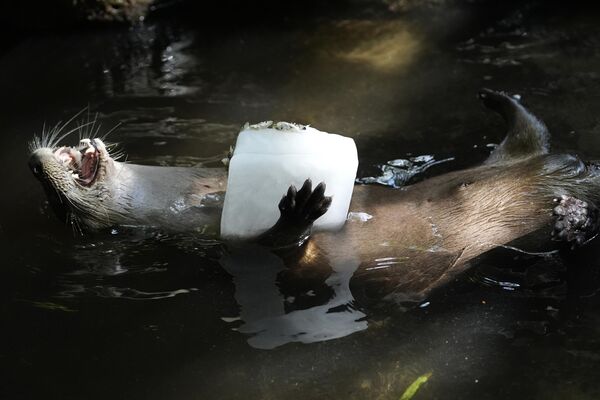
399, 372, 432, 400
26, 301, 77, 313
357, 155, 454, 188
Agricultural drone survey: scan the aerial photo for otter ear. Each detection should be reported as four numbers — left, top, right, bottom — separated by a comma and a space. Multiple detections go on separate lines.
479, 88, 550, 164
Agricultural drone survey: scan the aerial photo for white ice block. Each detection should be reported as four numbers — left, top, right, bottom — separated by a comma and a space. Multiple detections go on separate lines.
221, 121, 358, 239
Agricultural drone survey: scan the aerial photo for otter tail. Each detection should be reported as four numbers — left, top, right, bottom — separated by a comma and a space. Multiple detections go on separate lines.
479, 88, 550, 164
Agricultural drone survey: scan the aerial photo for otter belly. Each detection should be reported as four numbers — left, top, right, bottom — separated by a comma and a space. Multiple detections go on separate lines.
301, 156, 572, 302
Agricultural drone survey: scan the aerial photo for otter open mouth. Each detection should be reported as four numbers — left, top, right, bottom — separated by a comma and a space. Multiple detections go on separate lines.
54, 139, 100, 187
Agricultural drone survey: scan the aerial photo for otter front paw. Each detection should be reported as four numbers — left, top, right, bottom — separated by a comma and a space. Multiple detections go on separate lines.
278, 179, 332, 225
257, 179, 332, 249
553, 195, 600, 248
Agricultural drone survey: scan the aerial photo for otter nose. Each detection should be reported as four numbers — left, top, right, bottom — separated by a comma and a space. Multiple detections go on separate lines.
28, 150, 49, 179
29, 156, 43, 178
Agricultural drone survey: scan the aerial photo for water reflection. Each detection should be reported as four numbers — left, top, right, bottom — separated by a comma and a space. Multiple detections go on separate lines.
97, 25, 202, 97
48, 230, 221, 300
221, 244, 367, 349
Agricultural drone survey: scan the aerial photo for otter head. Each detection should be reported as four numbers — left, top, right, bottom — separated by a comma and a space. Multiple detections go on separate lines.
29, 138, 118, 231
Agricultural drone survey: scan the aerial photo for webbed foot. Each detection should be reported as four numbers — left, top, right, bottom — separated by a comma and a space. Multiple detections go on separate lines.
553, 195, 600, 248
479, 88, 549, 164
478, 88, 517, 111
257, 179, 332, 249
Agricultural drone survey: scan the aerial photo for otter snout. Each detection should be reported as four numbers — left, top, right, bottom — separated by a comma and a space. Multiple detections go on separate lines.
28, 148, 55, 181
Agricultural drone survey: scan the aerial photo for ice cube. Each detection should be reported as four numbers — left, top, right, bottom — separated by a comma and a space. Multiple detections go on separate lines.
221, 122, 358, 239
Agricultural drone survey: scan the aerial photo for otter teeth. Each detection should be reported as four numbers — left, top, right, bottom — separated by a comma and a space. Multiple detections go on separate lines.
55, 147, 82, 169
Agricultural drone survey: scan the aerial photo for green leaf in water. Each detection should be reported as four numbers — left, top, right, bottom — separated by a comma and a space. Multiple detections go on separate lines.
399, 372, 432, 400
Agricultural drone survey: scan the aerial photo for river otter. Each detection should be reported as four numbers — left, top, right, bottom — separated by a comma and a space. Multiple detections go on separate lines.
254, 89, 600, 302
28, 90, 600, 303
28, 91, 599, 265
28, 134, 227, 233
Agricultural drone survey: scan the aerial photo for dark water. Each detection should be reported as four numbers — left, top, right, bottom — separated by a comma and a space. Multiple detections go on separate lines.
2, 1, 600, 399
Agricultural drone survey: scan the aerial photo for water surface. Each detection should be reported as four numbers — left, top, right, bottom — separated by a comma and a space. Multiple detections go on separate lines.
2, 2, 600, 399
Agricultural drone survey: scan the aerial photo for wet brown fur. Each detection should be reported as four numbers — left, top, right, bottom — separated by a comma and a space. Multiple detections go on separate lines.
288, 153, 600, 303
270, 89, 600, 303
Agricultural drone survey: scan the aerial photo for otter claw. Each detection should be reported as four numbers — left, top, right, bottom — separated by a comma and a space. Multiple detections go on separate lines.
552, 195, 600, 248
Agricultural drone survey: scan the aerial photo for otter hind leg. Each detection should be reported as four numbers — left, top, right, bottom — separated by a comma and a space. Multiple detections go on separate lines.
479, 88, 550, 164
553, 195, 600, 248
257, 179, 332, 249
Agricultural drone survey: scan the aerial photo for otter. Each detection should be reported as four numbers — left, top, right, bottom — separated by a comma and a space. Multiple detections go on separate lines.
28, 135, 227, 233
29, 90, 600, 304
251, 89, 600, 302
